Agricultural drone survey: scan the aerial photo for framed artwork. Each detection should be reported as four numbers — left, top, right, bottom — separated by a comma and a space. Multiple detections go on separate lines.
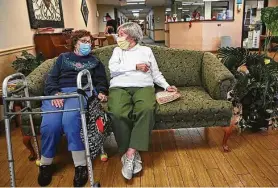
103, 16, 107, 22
26, 0, 64, 29
81, 0, 89, 26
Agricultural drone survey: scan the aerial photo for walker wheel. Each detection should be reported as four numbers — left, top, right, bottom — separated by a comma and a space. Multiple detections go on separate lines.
100, 153, 108, 162
93, 182, 101, 187
36, 159, 41, 166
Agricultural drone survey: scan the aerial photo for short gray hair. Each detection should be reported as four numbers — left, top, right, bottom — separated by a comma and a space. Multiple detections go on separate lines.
117, 22, 143, 43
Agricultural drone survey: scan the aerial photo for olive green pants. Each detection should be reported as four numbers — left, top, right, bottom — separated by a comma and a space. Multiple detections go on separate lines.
108, 87, 156, 152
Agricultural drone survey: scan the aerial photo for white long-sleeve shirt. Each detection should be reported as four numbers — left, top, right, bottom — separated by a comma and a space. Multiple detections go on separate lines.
109, 44, 170, 89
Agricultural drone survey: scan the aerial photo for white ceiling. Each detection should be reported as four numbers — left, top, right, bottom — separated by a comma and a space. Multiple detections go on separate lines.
97, 0, 171, 19
97, 0, 170, 6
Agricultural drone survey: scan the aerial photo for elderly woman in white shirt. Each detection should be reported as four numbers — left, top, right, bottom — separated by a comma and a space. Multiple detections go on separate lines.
108, 22, 177, 180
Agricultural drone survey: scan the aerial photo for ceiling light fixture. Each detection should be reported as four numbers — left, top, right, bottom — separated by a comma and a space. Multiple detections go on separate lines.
133, 13, 139, 17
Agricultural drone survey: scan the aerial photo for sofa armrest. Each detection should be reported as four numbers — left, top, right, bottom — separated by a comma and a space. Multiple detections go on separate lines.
202, 52, 235, 100
24, 58, 57, 96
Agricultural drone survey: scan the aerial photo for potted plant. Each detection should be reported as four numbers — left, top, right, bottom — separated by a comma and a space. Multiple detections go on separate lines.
218, 47, 278, 131
12, 51, 44, 76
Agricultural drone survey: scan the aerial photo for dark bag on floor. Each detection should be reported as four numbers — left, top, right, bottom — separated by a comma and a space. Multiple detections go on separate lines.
77, 89, 112, 159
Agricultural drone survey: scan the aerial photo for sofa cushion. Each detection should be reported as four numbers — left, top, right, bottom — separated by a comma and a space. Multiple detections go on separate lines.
93, 45, 204, 87
20, 87, 232, 135
148, 45, 204, 87
26, 58, 57, 96
155, 87, 232, 129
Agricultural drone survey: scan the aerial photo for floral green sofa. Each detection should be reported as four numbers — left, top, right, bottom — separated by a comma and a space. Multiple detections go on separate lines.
20, 45, 235, 158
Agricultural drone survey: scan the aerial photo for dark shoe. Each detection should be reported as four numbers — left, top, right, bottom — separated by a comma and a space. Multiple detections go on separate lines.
73, 166, 88, 187
38, 165, 53, 187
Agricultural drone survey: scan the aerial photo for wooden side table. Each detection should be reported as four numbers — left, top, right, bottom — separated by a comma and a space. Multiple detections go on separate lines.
95, 37, 107, 47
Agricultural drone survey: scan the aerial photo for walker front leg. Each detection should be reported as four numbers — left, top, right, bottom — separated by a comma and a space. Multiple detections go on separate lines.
4, 103, 16, 187
24, 86, 41, 165
79, 95, 100, 187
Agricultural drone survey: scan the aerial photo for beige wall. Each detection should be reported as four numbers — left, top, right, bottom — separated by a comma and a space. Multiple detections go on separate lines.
0, 0, 35, 50
146, 7, 165, 41
62, 0, 99, 35
153, 7, 165, 30
97, 5, 115, 33
168, 0, 244, 51
0, 0, 99, 51
153, 6, 165, 41
0, 0, 99, 120
0, 0, 99, 86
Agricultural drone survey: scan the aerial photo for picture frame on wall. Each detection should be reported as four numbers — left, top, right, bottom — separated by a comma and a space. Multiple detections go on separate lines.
81, 0, 89, 26
103, 16, 107, 22
26, 0, 64, 29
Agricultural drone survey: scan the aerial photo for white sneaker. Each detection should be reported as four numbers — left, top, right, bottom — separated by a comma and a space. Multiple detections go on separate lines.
121, 154, 134, 180
133, 151, 142, 174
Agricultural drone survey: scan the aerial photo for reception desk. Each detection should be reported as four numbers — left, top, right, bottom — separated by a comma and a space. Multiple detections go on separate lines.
165, 20, 242, 51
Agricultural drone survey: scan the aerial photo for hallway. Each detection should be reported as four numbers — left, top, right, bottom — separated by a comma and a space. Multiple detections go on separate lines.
142, 36, 165, 46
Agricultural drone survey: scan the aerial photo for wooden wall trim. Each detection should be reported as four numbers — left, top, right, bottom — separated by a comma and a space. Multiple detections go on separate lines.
0, 45, 35, 56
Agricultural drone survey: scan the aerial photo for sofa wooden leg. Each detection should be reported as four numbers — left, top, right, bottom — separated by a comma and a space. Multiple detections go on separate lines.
23, 136, 36, 161
223, 125, 233, 152
222, 115, 237, 152
204, 127, 209, 142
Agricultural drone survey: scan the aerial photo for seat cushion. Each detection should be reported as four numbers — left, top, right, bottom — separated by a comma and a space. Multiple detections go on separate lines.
155, 87, 232, 129
20, 87, 232, 135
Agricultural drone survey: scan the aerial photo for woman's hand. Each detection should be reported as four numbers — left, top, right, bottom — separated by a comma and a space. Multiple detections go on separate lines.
98, 93, 108, 102
136, 63, 149, 72
166, 86, 178, 92
51, 93, 64, 108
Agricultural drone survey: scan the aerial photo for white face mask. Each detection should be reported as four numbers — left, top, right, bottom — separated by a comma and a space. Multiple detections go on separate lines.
117, 37, 130, 50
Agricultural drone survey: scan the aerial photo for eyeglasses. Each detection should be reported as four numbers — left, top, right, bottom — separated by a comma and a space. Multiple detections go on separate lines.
79, 39, 92, 44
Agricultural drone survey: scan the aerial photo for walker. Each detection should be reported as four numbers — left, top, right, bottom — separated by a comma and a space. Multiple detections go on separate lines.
2, 69, 101, 187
